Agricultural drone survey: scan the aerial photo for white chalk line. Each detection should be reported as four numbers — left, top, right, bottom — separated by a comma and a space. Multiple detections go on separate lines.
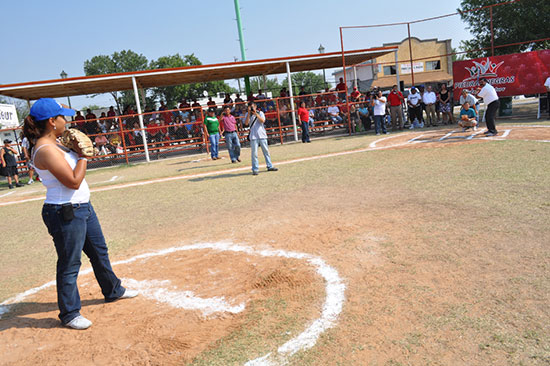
0, 191, 15, 198
439, 130, 457, 141
0, 241, 346, 366
2, 125, 549, 208
121, 278, 245, 317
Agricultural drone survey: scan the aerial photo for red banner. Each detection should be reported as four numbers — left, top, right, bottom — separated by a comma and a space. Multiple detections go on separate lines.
453, 50, 550, 100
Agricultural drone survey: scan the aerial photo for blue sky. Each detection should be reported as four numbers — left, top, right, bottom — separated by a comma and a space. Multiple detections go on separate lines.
1, 0, 470, 109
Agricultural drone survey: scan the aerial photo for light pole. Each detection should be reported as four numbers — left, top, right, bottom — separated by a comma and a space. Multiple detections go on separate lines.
318, 44, 326, 89
59, 70, 72, 109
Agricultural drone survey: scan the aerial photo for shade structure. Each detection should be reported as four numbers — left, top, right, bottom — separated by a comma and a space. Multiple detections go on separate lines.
0, 46, 398, 101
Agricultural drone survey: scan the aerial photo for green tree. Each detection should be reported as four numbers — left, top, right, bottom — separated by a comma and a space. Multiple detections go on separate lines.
249, 76, 282, 96
458, 0, 550, 58
149, 53, 236, 107
84, 50, 149, 112
281, 72, 325, 95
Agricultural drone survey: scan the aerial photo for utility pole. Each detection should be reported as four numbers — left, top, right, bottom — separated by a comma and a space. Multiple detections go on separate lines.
234, 57, 242, 93
234, 0, 251, 97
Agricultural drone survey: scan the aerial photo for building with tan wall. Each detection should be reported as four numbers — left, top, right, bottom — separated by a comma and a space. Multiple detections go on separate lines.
334, 37, 453, 91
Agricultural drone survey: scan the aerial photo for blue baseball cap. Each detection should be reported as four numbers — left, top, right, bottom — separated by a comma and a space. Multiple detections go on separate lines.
30, 98, 75, 121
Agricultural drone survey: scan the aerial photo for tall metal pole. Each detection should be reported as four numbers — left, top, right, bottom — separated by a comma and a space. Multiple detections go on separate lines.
407, 23, 415, 86
132, 76, 150, 162
234, 0, 251, 97
490, 6, 494, 57
286, 62, 298, 141
395, 51, 401, 91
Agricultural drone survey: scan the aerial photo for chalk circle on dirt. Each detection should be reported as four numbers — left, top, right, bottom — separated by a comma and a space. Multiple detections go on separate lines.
0, 241, 346, 366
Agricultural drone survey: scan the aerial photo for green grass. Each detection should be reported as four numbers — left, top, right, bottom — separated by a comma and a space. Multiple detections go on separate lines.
1, 124, 549, 365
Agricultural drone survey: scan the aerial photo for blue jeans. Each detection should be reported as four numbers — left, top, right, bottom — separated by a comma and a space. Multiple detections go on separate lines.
250, 138, 273, 172
225, 131, 241, 161
208, 133, 220, 158
42, 202, 125, 324
301, 121, 310, 142
330, 115, 343, 124
374, 115, 387, 134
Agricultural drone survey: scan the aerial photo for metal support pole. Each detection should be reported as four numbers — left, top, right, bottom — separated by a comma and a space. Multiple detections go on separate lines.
395, 50, 401, 91
353, 66, 358, 89
407, 23, 415, 86
340, 27, 352, 134
490, 6, 494, 57
285, 61, 298, 141
234, 0, 251, 96
132, 76, 150, 162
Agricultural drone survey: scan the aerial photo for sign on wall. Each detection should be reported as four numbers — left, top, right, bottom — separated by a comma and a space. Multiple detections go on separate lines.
453, 50, 550, 100
400, 62, 424, 74
0, 104, 19, 128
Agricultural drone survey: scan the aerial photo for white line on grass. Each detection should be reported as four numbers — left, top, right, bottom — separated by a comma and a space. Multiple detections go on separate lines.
501, 129, 511, 138
439, 130, 457, 141
466, 129, 486, 140
0, 241, 346, 366
408, 134, 425, 143
0, 191, 15, 198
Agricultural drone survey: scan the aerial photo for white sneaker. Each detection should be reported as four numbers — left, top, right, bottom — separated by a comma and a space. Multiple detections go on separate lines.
27, 179, 34, 185
120, 289, 139, 299
65, 315, 92, 330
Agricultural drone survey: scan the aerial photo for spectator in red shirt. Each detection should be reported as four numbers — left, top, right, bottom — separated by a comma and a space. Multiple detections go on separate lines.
335, 77, 347, 101
74, 111, 86, 132
84, 109, 98, 135
159, 101, 172, 124
351, 87, 361, 101
387, 85, 405, 131
190, 99, 200, 113
107, 106, 117, 126
207, 97, 216, 108
297, 101, 311, 143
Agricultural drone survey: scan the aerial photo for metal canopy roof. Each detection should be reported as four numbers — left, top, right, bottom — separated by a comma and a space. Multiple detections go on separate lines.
0, 46, 397, 101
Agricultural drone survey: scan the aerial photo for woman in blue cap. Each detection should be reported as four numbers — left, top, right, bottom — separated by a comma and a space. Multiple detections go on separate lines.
22, 98, 138, 330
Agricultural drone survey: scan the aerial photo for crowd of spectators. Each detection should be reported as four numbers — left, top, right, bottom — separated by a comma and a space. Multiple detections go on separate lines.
65, 79, 466, 157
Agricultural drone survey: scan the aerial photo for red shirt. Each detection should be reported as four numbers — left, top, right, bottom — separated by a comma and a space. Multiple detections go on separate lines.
388, 91, 404, 106
298, 107, 309, 122
351, 90, 361, 99
336, 82, 346, 91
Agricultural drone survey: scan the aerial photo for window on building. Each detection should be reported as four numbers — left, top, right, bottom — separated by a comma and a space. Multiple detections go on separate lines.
426, 60, 441, 71
383, 65, 396, 76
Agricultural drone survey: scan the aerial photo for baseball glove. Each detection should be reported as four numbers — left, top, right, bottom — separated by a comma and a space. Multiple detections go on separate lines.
60, 129, 97, 157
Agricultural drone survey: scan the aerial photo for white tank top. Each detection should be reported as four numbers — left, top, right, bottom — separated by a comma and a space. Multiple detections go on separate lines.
32, 144, 90, 204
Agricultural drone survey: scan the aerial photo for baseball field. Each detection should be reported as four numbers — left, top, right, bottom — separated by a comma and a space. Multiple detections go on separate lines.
1, 121, 549, 365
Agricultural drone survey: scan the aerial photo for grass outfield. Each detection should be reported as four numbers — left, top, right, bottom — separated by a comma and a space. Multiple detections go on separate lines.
1, 121, 549, 365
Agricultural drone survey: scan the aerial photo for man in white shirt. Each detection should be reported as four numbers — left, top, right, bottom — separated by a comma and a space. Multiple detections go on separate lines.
544, 76, 550, 118
422, 86, 437, 126
371, 90, 388, 135
407, 87, 423, 129
245, 102, 278, 175
459, 89, 479, 115
327, 105, 343, 124
476, 78, 499, 136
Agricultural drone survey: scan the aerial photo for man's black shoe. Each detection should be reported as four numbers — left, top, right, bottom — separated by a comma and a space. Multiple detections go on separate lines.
252, 171, 259, 175
267, 167, 278, 172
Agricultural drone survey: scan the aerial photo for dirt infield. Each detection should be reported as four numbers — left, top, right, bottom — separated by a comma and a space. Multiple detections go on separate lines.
369, 125, 550, 150
1, 124, 549, 365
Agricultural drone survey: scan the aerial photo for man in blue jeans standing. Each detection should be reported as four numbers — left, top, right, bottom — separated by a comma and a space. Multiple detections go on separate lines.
221, 106, 241, 163
245, 102, 278, 175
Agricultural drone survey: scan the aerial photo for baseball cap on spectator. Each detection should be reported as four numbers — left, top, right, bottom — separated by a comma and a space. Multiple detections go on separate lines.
4, 139, 12, 144
30, 98, 75, 121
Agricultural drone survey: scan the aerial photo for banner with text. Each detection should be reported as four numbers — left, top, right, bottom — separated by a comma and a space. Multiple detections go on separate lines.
452, 50, 550, 100
0, 104, 19, 128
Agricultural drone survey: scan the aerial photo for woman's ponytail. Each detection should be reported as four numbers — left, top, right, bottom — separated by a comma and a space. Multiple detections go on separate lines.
22, 115, 47, 152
